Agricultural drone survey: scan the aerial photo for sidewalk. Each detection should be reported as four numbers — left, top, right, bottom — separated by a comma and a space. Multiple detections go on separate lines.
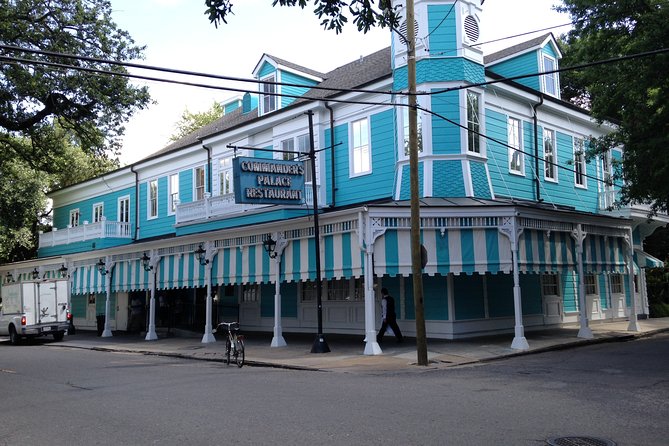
48, 318, 669, 373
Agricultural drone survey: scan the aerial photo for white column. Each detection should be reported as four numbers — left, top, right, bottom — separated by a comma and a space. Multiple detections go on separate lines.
574, 225, 593, 339
510, 241, 529, 350
501, 216, 528, 350
145, 252, 159, 341
361, 211, 382, 355
271, 233, 288, 348
202, 242, 216, 344
102, 258, 115, 338
625, 230, 640, 332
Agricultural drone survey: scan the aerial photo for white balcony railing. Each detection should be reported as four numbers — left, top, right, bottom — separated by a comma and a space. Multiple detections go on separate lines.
176, 185, 320, 225
39, 217, 131, 249
598, 188, 653, 214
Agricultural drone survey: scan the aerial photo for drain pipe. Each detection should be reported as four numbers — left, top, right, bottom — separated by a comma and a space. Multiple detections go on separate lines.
532, 95, 545, 202
202, 143, 212, 194
324, 102, 336, 207
130, 165, 140, 240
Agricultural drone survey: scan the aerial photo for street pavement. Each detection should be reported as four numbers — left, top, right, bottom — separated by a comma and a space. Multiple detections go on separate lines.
44, 318, 669, 373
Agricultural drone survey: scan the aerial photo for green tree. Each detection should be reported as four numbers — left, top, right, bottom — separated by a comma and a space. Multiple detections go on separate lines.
0, 0, 151, 262
557, 0, 669, 213
169, 102, 225, 142
204, 0, 400, 33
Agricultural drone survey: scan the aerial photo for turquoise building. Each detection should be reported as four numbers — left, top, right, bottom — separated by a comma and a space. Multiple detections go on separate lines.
1, 0, 665, 353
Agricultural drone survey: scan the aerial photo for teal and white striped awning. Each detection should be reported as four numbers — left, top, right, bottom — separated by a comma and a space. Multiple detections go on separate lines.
634, 249, 664, 269
72, 265, 107, 295
112, 260, 150, 292
582, 234, 627, 273
374, 228, 513, 276
518, 229, 577, 273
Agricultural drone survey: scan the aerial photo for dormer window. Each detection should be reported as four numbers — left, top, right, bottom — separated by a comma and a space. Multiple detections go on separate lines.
261, 74, 277, 114
541, 54, 559, 97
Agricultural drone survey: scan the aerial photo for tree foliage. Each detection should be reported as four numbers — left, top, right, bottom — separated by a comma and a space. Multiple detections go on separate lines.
0, 0, 151, 262
204, 0, 400, 33
557, 0, 669, 213
169, 102, 225, 142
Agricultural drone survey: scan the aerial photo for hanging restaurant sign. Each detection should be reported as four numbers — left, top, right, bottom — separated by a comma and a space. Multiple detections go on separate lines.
233, 156, 305, 205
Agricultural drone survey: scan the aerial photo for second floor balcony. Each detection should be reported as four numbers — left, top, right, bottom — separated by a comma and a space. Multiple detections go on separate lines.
175, 185, 320, 225
39, 217, 131, 249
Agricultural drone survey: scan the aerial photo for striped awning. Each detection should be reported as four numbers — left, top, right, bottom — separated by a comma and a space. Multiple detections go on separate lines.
213, 245, 271, 286
112, 260, 150, 292
71, 265, 107, 295
280, 232, 364, 282
518, 230, 577, 273
374, 228, 512, 276
634, 249, 664, 269
157, 253, 207, 289
582, 234, 627, 273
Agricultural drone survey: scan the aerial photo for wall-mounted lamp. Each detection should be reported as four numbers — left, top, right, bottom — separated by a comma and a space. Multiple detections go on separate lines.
96, 258, 107, 276
194, 244, 208, 266
141, 252, 152, 272
263, 235, 277, 259
58, 264, 68, 276
31, 268, 40, 280
5, 271, 13, 282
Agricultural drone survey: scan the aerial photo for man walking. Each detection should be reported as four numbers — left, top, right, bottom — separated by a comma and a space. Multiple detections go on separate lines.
377, 287, 404, 343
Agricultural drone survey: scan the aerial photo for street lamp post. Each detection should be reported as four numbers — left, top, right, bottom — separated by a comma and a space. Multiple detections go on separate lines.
264, 233, 287, 348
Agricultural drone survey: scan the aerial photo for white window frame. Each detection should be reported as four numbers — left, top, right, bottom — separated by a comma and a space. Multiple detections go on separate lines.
69, 208, 80, 227
610, 274, 623, 294
194, 166, 206, 201
541, 54, 559, 97
573, 137, 587, 188
398, 99, 425, 160
92, 202, 104, 223
260, 74, 277, 115
148, 179, 158, 219
219, 157, 234, 196
584, 274, 597, 295
118, 195, 130, 224
541, 273, 560, 296
350, 117, 371, 177
242, 284, 259, 302
168, 173, 179, 215
543, 128, 557, 182
466, 90, 482, 154
508, 117, 524, 175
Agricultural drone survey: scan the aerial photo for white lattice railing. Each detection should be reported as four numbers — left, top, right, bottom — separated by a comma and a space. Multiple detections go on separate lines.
175, 185, 320, 225
39, 218, 131, 248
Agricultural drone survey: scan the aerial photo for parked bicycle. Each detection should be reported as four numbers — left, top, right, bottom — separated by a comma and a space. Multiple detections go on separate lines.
214, 321, 245, 367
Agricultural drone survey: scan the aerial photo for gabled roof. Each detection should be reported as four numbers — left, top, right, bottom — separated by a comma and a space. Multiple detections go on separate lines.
484, 33, 561, 65
252, 53, 326, 81
149, 47, 393, 159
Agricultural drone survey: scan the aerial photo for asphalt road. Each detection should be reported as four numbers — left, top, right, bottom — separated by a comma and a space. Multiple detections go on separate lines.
1, 333, 667, 446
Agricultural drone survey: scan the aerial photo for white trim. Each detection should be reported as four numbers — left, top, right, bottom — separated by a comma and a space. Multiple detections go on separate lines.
168, 173, 179, 215
92, 202, 104, 223
193, 165, 206, 202
117, 195, 130, 225
69, 208, 80, 227
541, 53, 560, 98
507, 116, 525, 176
542, 127, 558, 183
573, 136, 587, 189
349, 117, 372, 177
259, 73, 278, 116
147, 179, 158, 220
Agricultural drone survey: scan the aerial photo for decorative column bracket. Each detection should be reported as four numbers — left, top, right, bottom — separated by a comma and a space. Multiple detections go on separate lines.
570, 225, 593, 339
360, 210, 383, 355
499, 216, 528, 350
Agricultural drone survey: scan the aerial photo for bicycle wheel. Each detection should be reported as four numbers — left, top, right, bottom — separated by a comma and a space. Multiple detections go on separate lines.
225, 338, 231, 365
235, 337, 245, 368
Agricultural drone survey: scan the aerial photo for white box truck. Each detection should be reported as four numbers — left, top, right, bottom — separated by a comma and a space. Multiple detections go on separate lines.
0, 280, 70, 345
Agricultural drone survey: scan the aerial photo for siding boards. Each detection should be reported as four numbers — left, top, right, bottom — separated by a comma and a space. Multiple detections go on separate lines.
488, 52, 541, 91
431, 89, 461, 154
427, 5, 457, 56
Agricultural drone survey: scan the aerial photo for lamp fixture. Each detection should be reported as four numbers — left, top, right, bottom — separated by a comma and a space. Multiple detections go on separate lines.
96, 258, 107, 276
263, 235, 277, 259
141, 252, 152, 271
194, 244, 208, 266
31, 268, 40, 280
58, 264, 68, 276
5, 271, 13, 282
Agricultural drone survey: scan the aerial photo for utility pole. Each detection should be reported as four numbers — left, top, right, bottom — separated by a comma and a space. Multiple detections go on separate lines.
406, 0, 428, 366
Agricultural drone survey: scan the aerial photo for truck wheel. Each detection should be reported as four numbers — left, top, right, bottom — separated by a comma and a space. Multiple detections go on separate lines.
9, 326, 21, 345
52, 332, 65, 342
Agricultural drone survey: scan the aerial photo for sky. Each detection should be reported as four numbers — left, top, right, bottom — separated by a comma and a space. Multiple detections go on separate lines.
110, 0, 571, 165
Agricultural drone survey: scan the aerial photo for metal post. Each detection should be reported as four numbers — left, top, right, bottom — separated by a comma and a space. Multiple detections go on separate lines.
101, 258, 114, 338
307, 111, 330, 353
145, 252, 159, 341
509, 217, 529, 350
271, 233, 288, 347
362, 210, 382, 355
626, 229, 640, 332
574, 225, 593, 339
202, 242, 216, 344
